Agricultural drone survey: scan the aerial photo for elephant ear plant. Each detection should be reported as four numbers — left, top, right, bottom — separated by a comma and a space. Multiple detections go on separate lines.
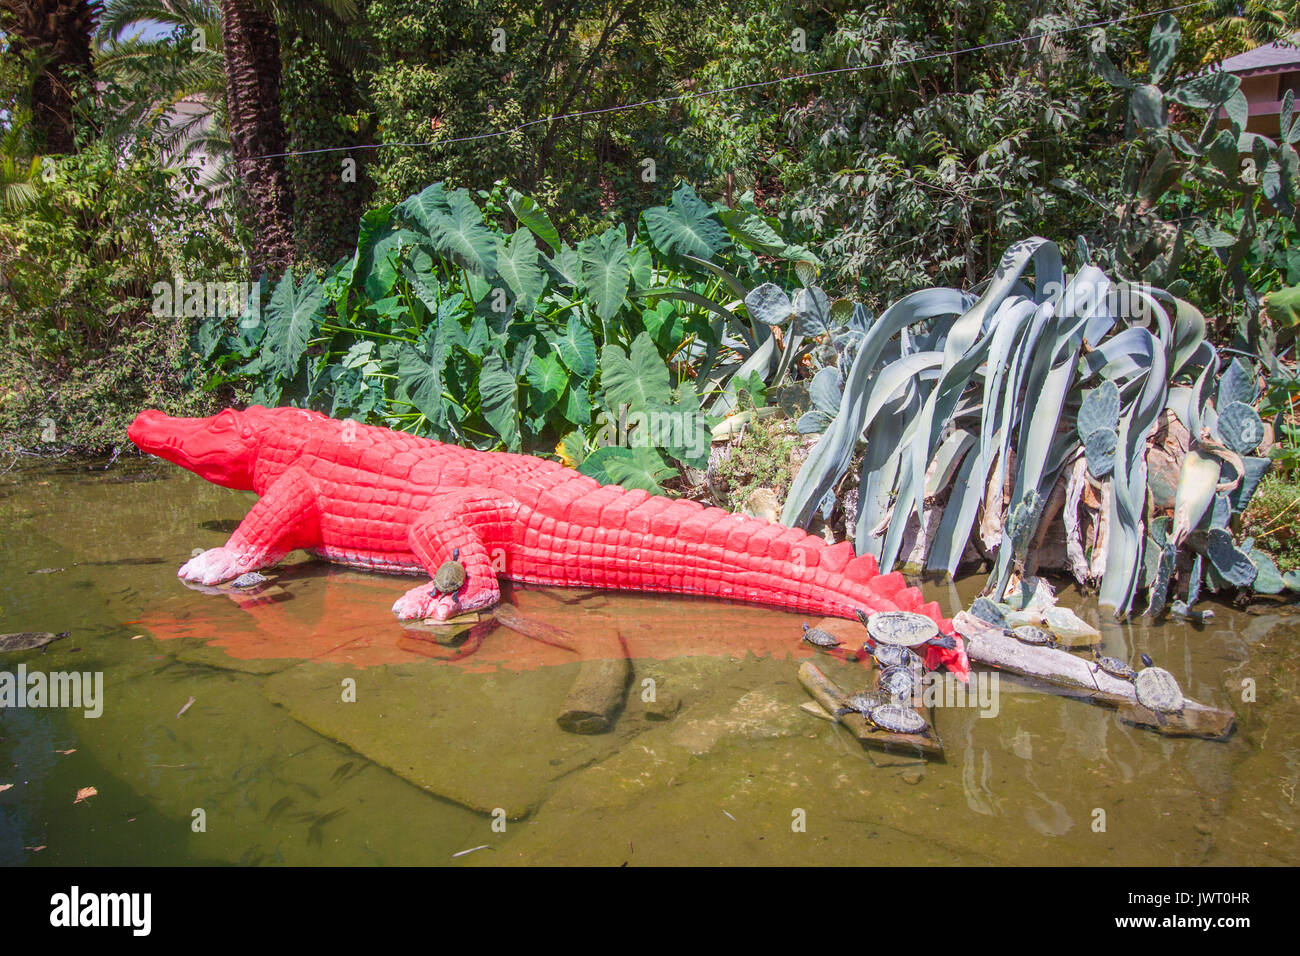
782, 236, 1285, 619
200, 179, 818, 495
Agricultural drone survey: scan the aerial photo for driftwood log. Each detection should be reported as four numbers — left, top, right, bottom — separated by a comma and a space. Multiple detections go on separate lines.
556, 630, 630, 734
955, 612, 1235, 739
493, 604, 578, 652
797, 661, 943, 757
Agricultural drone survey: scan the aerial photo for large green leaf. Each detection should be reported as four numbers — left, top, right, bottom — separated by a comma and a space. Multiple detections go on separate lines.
556, 313, 597, 378
580, 228, 631, 322
495, 228, 545, 313
407, 188, 497, 276
642, 182, 730, 259
478, 352, 520, 450
579, 445, 676, 493
525, 351, 568, 418
504, 187, 560, 253
265, 271, 323, 379
600, 331, 672, 410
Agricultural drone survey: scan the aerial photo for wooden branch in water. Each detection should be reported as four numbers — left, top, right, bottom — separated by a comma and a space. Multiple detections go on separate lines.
797, 662, 943, 757
493, 604, 578, 652
556, 630, 630, 734
954, 612, 1235, 740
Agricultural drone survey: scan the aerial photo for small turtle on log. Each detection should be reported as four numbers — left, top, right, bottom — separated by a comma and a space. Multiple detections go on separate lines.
434, 548, 467, 595
1134, 653, 1185, 725
1090, 649, 1137, 682
877, 664, 917, 700
863, 640, 920, 669
866, 702, 930, 736
1012, 626, 1059, 649
835, 690, 890, 717
0, 631, 70, 653
801, 623, 843, 649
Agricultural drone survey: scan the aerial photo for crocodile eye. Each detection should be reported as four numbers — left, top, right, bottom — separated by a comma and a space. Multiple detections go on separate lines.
211, 410, 239, 432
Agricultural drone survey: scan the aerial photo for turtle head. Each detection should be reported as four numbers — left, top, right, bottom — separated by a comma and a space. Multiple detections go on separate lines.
1140, 652, 1154, 668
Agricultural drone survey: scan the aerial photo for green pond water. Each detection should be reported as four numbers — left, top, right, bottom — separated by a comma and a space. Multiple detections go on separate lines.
1, 456, 1297, 866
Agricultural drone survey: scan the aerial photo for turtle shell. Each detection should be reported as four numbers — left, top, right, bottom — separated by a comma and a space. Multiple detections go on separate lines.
877, 665, 916, 699
871, 643, 918, 668
1012, 626, 1055, 646
866, 611, 939, 647
867, 702, 929, 735
801, 624, 843, 648
1093, 652, 1137, 681
842, 691, 890, 715
1134, 664, 1184, 715
434, 559, 467, 594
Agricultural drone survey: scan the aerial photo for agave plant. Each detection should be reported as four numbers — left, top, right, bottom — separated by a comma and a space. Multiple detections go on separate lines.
782, 235, 1283, 618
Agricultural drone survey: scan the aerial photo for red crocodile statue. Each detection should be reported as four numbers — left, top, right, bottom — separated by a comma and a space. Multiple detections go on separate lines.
128, 406, 968, 675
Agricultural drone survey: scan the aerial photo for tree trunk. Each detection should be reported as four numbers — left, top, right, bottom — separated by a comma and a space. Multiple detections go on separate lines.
220, 0, 295, 276
0, 0, 99, 154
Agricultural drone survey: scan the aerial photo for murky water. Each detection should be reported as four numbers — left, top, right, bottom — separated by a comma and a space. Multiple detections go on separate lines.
1, 457, 1296, 865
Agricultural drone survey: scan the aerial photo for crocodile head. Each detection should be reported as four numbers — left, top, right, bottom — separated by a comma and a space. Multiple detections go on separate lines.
129, 408, 262, 489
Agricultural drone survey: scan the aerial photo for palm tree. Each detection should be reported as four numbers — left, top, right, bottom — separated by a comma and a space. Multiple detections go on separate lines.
0, 0, 102, 154
0, 113, 41, 212
96, 0, 359, 275
96, 1, 232, 198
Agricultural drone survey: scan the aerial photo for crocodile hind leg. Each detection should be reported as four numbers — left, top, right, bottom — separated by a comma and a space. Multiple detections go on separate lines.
179, 466, 318, 585
391, 491, 512, 621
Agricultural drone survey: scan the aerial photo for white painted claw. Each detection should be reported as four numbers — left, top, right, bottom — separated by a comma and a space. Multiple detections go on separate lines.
391, 583, 461, 621
178, 546, 252, 586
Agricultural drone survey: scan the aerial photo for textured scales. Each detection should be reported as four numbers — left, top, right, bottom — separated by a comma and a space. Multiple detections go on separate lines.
128, 406, 957, 630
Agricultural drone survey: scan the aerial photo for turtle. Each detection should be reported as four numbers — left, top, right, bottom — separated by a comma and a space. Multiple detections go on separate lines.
801, 623, 844, 649
864, 640, 919, 669
835, 690, 890, 717
229, 571, 269, 589
433, 548, 467, 595
1134, 653, 1184, 724
0, 630, 70, 653
861, 609, 959, 652
866, 702, 930, 736
1090, 649, 1138, 682
1012, 625, 1059, 649
877, 664, 917, 700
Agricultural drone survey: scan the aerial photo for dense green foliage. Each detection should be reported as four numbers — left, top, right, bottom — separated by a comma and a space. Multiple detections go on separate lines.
200, 179, 817, 491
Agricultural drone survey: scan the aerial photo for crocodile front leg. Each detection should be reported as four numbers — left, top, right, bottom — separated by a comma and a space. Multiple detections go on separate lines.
391, 490, 514, 621
179, 466, 318, 585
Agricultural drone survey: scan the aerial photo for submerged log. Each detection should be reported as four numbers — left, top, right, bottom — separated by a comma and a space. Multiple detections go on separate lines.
954, 612, 1235, 739
493, 604, 578, 652
797, 662, 943, 758
556, 630, 630, 734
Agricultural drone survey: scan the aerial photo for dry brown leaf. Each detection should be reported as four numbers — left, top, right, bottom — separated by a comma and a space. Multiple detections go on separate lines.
74, 786, 97, 804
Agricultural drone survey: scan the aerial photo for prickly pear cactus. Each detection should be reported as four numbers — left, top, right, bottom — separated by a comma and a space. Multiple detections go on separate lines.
1077, 381, 1121, 478
1217, 401, 1264, 456
1203, 528, 1258, 590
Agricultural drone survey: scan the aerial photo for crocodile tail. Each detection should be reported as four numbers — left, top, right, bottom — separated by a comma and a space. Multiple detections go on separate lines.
546, 488, 953, 634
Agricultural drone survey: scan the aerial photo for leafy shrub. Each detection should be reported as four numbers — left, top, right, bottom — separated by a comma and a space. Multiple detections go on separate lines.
202, 179, 821, 492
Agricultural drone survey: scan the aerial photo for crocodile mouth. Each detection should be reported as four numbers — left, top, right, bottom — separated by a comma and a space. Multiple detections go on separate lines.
128, 411, 220, 467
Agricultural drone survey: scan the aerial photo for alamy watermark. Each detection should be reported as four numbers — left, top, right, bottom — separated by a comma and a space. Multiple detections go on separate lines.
0, 666, 103, 718
151, 275, 260, 327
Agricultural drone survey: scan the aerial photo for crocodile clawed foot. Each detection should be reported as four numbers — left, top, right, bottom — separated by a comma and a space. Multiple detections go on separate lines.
179, 546, 252, 586
392, 584, 461, 621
